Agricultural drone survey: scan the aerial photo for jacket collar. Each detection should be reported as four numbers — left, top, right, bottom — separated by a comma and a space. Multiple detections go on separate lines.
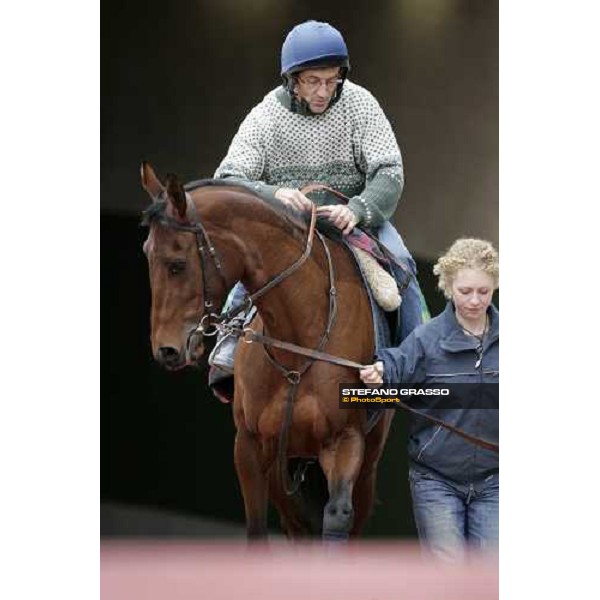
439, 301, 499, 353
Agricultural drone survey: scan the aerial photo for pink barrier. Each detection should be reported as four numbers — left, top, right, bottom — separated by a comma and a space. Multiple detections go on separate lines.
101, 541, 498, 600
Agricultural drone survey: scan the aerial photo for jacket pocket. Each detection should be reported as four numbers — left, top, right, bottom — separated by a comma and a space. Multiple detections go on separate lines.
424, 371, 479, 384
482, 370, 499, 382
408, 468, 438, 489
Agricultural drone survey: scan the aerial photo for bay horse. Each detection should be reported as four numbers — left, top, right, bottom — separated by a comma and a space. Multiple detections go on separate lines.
141, 162, 395, 540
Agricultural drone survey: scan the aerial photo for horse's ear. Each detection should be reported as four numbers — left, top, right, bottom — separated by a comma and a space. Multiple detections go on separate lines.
165, 173, 187, 219
141, 161, 165, 202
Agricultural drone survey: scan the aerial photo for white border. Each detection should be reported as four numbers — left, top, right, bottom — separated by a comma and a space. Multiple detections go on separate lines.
0, 3, 99, 599
501, 1, 599, 598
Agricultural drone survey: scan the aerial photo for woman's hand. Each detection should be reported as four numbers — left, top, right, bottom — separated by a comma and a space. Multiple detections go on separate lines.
359, 361, 384, 385
317, 205, 358, 235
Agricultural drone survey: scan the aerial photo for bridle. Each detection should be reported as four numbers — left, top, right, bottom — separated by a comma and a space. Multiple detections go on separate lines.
149, 187, 498, 491
149, 188, 325, 339
148, 193, 229, 350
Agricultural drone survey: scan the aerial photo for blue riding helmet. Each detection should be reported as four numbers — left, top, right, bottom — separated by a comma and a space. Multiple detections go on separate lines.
281, 20, 350, 75
281, 21, 350, 115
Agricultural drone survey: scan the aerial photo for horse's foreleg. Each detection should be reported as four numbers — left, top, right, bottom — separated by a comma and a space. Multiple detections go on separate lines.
268, 470, 314, 538
319, 427, 365, 541
234, 428, 269, 540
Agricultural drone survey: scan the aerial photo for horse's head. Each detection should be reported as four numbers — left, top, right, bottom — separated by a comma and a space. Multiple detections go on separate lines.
140, 162, 230, 370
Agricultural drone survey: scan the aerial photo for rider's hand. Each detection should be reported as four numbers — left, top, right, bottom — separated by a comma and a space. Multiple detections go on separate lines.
317, 204, 358, 235
275, 188, 313, 213
359, 361, 384, 385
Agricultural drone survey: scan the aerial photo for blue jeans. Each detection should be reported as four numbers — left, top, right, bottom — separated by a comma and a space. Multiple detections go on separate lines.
223, 279, 247, 312
409, 468, 499, 562
224, 222, 429, 342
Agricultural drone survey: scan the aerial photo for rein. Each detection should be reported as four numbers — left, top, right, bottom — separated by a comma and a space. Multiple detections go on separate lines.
260, 228, 339, 495
216, 201, 319, 325
221, 323, 499, 454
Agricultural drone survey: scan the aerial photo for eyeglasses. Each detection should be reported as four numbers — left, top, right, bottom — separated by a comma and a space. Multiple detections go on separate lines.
296, 76, 343, 92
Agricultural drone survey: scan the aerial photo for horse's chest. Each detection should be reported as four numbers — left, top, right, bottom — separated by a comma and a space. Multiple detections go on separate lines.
251, 395, 332, 452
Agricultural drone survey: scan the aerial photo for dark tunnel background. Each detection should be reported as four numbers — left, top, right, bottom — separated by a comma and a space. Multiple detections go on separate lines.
101, 0, 498, 537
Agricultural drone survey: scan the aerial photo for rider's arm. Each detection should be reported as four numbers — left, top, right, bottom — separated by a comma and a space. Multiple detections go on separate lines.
214, 104, 280, 202
347, 91, 404, 229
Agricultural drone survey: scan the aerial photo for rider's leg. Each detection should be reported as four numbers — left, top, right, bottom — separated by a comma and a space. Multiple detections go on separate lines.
208, 281, 248, 373
376, 221, 430, 343
223, 280, 249, 313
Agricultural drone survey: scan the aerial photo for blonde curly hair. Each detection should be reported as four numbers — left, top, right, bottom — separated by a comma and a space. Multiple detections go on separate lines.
433, 238, 499, 299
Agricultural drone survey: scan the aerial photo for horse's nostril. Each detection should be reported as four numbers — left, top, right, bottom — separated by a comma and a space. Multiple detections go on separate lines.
158, 346, 179, 363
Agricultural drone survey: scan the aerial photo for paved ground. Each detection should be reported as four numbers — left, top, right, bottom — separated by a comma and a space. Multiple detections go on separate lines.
101, 502, 246, 538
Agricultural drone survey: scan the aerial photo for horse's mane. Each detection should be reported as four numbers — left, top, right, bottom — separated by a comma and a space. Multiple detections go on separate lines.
185, 178, 313, 232
141, 178, 316, 236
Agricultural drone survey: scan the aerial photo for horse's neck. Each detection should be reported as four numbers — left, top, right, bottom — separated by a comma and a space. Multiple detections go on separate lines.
209, 195, 330, 343
242, 223, 328, 341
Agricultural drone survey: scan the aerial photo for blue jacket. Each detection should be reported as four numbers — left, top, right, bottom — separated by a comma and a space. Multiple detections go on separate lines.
376, 301, 499, 484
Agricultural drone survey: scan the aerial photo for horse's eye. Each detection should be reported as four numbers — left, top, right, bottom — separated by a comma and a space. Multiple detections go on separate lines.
167, 261, 186, 276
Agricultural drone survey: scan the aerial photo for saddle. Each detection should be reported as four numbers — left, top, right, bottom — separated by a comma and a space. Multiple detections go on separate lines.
304, 184, 411, 312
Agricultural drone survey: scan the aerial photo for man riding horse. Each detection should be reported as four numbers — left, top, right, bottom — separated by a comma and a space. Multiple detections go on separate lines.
209, 20, 429, 379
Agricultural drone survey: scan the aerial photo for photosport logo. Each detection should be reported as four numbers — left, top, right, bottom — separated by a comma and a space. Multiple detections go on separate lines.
338, 384, 499, 410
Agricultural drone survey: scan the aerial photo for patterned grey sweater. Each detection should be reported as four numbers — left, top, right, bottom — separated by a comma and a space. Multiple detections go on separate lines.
214, 80, 404, 229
